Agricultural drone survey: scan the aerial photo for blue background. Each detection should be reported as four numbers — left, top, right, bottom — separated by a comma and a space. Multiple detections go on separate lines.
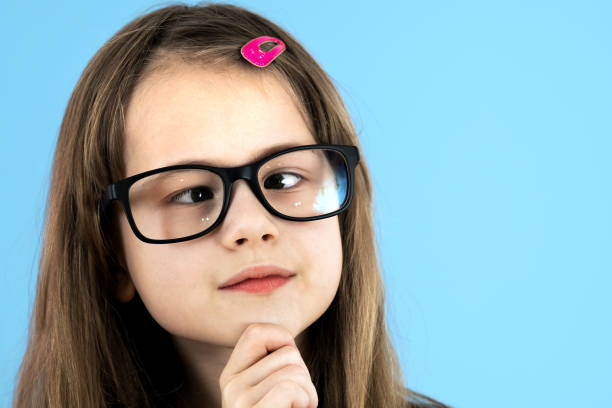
1, 1, 610, 406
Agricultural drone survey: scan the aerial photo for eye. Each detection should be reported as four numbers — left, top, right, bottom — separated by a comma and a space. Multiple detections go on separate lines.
172, 186, 214, 203
263, 172, 302, 190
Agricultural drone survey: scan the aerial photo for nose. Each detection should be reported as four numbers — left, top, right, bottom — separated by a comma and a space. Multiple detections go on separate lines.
217, 180, 280, 249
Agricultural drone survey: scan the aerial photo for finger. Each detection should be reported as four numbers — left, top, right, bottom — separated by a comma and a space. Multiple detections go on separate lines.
252, 380, 311, 408
220, 323, 297, 386
249, 364, 318, 408
240, 345, 309, 387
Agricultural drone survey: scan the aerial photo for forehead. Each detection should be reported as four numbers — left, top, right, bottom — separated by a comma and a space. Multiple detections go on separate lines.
123, 62, 315, 177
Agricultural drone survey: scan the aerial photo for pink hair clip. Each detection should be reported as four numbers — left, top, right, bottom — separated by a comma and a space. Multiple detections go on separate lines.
240, 36, 286, 67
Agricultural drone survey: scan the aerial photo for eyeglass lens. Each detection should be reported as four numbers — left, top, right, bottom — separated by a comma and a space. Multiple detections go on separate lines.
127, 148, 349, 240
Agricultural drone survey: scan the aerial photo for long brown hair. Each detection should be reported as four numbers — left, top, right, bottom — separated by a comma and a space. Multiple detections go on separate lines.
14, 3, 449, 407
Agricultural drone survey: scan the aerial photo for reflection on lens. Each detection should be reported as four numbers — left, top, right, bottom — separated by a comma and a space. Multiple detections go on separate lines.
313, 179, 340, 213
129, 169, 224, 240
258, 149, 348, 217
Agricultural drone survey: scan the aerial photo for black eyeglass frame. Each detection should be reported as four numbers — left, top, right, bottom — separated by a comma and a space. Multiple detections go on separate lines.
99, 144, 360, 244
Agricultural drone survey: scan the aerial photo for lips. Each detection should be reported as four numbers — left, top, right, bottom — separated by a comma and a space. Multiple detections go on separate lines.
218, 264, 296, 289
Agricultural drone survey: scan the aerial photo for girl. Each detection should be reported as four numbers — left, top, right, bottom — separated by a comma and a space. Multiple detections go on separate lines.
14, 3, 449, 407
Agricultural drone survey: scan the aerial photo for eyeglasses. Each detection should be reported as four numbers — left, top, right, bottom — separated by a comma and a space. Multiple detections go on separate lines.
99, 144, 360, 244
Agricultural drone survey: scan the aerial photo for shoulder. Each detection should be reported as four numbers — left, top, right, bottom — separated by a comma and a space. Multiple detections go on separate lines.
405, 390, 452, 408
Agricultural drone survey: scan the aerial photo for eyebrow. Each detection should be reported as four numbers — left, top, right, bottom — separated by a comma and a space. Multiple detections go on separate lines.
163, 142, 304, 168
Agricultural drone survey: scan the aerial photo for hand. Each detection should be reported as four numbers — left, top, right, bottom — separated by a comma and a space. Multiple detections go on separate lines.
219, 323, 318, 408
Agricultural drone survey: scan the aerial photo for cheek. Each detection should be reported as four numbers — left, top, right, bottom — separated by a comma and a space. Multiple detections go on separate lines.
316, 218, 342, 276
291, 216, 343, 301
117, 215, 207, 330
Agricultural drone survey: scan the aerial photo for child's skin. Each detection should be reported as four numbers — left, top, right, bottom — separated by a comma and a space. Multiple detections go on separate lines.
114, 60, 342, 407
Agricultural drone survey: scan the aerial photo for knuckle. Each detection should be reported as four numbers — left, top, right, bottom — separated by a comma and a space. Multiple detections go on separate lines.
218, 372, 227, 388
310, 384, 319, 407
234, 393, 249, 408
275, 379, 299, 393
218, 370, 232, 389
269, 363, 306, 384
219, 374, 239, 396
269, 380, 311, 408
243, 323, 266, 340
281, 363, 306, 377
277, 345, 302, 362
243, 323, 295, 347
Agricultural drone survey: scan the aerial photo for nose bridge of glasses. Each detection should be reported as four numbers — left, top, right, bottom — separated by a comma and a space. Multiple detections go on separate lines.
225, 163, 263, 199
226, 162, 259, 188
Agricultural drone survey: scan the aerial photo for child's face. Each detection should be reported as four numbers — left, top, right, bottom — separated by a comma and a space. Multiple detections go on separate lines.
116, 61, 343, 348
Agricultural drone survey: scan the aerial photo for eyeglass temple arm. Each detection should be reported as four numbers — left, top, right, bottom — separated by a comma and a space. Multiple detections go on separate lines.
99, 184, 117, 215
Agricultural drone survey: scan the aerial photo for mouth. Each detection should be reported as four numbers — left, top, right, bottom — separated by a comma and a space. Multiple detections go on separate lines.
219, 274, 295, 293
218, 264, 296, 292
